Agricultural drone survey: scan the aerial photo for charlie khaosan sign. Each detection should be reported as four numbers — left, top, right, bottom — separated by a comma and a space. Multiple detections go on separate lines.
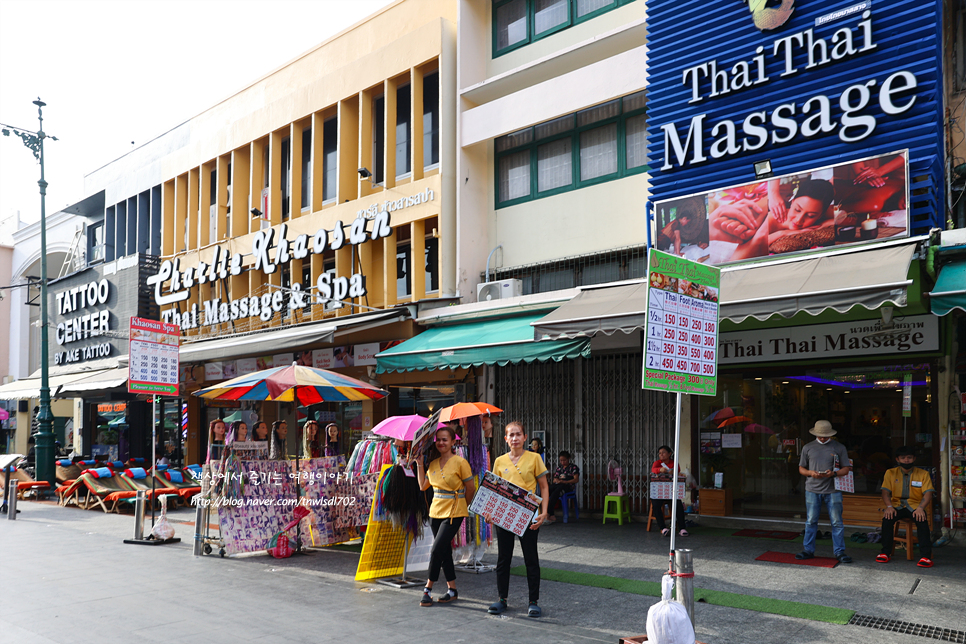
643, 249, 720, 396
129, 317, 180, 395
469, 471, 541, 538
654, 150, 910, 266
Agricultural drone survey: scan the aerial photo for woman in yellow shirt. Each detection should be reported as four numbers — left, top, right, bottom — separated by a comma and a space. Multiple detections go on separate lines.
415, 426, 476, 607
488, 421, 549, 618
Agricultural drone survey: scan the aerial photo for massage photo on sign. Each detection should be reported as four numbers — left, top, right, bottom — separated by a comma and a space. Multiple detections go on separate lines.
655, 150, 909, 266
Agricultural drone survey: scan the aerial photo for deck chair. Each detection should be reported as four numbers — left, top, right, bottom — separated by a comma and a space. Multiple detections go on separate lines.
65, 468, 139, 513
118, 468, 179, 506
55, 459, 84, 484
152, 468, 202, 504
0, 466, 51, 499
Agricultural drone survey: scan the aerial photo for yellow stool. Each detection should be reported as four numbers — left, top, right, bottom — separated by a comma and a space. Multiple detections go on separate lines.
602, 493, 631, 525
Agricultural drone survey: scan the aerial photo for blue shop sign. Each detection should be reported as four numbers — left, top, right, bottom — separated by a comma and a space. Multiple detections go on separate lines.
646, 0, 944, 235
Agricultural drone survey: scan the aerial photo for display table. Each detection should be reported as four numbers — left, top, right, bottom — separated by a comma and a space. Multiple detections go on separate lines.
699, 488, 732, 516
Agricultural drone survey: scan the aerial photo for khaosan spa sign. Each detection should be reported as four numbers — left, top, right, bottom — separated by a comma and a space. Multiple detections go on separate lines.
149, 188, 434, 330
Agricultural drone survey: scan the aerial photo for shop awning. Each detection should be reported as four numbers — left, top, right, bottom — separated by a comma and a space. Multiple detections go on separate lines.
56, 367, 129, 396
180, 310, 407, 363
929, 260, 966, 316
531, 282, 647, 340
719, 241, 917, 323
375, 313, 590, 373
0, 371, 110, 401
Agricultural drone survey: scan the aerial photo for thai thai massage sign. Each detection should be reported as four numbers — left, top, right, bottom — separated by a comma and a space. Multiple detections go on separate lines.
128, 317, 180, 395
469, 471, 541, 537
643, 249, 720, 395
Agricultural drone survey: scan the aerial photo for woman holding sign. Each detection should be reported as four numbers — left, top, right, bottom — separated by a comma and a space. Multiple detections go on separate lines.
489, 421, 549, 618
414, 426, 476, 607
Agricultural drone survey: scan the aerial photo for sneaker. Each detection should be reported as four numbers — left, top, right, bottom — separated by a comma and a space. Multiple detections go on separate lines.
661, 528, 670, 537
795, 551, 814, 560
437, 588, 458, 603
875, 553, 890, 563
917, 557, 933, 568
679, 529, 689, 537
837, 554, 853, 564
420, 588, 434, 607
528, 602, 542, 618
487, 599, 507, 615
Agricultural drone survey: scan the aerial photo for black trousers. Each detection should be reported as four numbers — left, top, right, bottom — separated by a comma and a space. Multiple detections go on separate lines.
547, 483, 573, 513
495, 524, 540, 603
881, 507, 931, 558
428, 516, 464, 583
651, 499, 686, 531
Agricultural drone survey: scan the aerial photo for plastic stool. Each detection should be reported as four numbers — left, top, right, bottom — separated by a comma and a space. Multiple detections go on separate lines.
559, 489, 579, 523
602, 493, 631, 525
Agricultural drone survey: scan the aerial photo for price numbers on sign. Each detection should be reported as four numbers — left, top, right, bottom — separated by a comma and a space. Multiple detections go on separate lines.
468, 471, 541, 537
129, 317, 181, 396
642, 249, 720, 396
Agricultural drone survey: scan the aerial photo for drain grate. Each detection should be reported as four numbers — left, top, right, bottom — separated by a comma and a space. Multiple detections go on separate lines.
849, 614, 966, 643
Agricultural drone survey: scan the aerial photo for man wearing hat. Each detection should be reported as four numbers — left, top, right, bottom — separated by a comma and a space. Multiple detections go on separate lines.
796, 420, 852, 563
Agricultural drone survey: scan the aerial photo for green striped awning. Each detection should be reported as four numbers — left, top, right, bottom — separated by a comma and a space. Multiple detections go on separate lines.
375, 313, 590, 373
930, 259, 966, 317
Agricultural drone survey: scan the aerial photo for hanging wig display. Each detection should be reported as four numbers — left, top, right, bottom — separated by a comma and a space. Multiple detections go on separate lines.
346, 437, 394, 475
378, 463, 427, 539
461, 415, 485, 474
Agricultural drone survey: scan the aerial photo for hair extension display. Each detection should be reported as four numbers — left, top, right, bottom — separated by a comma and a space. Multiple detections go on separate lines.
379, 463, 427, 539
462, 415, 485, 474
451, 444, 492, 553
346, 438, 394, 475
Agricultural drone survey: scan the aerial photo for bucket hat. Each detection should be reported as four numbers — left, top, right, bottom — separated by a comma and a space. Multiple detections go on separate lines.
808, 420, 836, 437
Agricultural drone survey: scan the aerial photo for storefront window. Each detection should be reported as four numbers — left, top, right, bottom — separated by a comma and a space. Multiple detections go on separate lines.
698, 364, 933, 518
95, 402, 128, 462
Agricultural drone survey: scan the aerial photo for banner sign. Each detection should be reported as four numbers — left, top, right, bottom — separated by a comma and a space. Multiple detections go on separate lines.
129, 317, 180, 395
469, 471, 541, 537
654, 150, 909, 266
719, 314, 939, 364
643, 249, 720, 395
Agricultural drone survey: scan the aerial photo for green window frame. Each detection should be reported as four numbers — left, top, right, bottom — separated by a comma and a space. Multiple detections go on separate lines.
493, 0, 635, 58
494, 91, 648, 209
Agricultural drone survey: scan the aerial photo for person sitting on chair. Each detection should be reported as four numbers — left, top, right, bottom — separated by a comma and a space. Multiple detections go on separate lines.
876, 446, 935, 568
545, 451, 579, 524
650, 445, 687, 537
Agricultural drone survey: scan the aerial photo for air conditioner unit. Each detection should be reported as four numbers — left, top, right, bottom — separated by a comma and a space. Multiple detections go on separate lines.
477, 279, 522, 302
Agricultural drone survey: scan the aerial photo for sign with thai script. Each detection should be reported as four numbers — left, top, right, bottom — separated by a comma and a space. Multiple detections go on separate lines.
643, 249, 720, 395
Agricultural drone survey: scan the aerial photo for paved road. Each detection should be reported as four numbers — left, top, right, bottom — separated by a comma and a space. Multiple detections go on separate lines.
1, 501, 964, 644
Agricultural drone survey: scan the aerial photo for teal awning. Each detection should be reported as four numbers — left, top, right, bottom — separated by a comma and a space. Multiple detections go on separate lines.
930, 260, 966, 316
376, 313, 590, 373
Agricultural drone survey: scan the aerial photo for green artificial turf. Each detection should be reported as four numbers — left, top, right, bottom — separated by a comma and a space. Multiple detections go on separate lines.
510, 566, 855, 625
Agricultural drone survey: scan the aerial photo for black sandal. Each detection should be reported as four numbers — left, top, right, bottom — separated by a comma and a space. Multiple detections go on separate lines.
437, 588, 458, 603
420, 587, 433, 607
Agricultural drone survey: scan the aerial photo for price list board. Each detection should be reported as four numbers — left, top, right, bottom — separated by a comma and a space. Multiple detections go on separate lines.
642, 249, 720, 396
129, 317, 181, 395
469, 471, 541, 537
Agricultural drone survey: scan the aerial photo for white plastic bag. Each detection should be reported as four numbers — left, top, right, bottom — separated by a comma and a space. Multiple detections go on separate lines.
646, 574, 696, 644
151, 495, 176, 540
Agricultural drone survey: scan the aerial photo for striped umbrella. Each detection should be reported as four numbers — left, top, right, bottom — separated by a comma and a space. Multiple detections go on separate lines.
192, 364, 388, 405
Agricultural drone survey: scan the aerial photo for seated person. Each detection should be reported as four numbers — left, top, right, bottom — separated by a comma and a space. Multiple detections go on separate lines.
545, 451, 579, 524
650, 445, 688, 537
876, 446, 934, 567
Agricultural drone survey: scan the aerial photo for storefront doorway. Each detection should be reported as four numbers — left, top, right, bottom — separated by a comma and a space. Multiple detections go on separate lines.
698, 363, 935, 519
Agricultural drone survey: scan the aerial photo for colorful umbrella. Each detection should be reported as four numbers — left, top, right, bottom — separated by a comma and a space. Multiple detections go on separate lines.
703, 407, 736, 424
439, 401, 503, 422
371, 415, 429, 441
717, 415, 752, 428
193, 364, 388, 405
0, 408, 9, 421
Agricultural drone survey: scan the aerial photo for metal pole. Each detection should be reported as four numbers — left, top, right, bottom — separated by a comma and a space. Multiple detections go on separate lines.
34, 99, 55, 488
674, 548, 695, 629
150, 396, 157, 528
668, 391, 683, 559
133, 490, 146, 539
193, 501, 206, 556
7, 478, 18, 519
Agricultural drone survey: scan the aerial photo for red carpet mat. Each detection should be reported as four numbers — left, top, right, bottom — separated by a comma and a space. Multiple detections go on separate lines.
734, 529, 800, 540
755, 551, 839, 568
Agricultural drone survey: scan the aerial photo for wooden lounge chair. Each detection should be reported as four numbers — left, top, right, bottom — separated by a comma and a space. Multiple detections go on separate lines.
152, 468, 202, 505
0, 467, 51, 499
60, 468, 139, 513
118, 468, 179, 506
55, 459, 84, 484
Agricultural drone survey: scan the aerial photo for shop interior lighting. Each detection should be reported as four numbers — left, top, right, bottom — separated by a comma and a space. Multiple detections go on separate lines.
754, 377, 762, 380
782, 381, 789, 384
753, 159, 773, 178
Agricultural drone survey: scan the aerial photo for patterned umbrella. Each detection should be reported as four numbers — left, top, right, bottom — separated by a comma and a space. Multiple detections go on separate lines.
193, 364, 388, 405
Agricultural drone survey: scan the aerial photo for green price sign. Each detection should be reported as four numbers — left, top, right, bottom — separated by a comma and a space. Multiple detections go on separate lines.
642, 249, 721, 396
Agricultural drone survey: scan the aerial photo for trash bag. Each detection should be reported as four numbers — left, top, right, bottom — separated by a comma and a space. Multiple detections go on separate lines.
151, 495, 176, 541
646, 574, 696, 644
267, 531, 295, 558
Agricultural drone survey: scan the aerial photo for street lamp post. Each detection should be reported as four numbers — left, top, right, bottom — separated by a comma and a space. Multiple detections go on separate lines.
2, 98, 58, 486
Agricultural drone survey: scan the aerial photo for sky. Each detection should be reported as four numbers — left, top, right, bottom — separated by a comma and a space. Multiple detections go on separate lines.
0, 0, 395, 244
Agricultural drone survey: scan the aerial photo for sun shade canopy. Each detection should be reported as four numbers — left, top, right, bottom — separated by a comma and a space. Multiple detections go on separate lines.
375, 313, 590, 373
531, 283, 647, 340
929, 259, 966, 317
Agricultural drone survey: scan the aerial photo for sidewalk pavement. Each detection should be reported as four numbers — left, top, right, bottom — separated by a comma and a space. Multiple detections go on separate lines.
1, 499, 963, 644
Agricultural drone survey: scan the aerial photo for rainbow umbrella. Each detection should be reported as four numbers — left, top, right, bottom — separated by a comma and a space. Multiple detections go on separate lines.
192, 364, 388, 405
